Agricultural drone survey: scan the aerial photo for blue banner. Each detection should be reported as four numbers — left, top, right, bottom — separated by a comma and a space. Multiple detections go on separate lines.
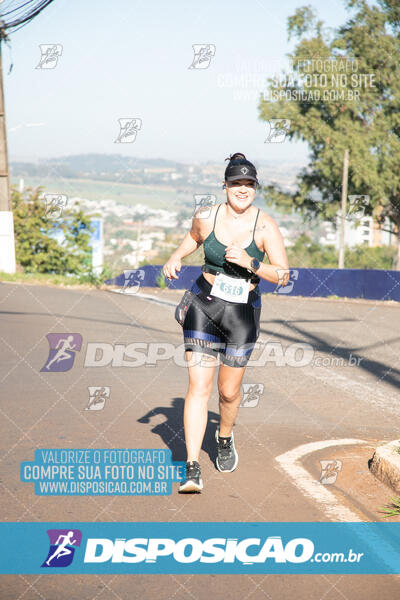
105, 266, 400, 302
1, 522, 400, 574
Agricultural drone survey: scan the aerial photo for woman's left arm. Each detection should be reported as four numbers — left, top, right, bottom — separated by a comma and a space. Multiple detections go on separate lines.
256, 215, 289, 285
225, 213, 290, 286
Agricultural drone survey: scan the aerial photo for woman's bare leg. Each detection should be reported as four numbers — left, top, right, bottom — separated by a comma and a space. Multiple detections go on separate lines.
184, 351, 217, 461
217, 364, 246, 437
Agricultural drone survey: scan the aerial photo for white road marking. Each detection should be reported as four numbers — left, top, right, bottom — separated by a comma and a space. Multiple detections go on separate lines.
108, 289, 176, 307
276, 439, 400, 574
276, 438, 367, 521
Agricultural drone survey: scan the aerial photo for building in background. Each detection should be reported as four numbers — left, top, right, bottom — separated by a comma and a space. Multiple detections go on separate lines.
319, 216, 394, 249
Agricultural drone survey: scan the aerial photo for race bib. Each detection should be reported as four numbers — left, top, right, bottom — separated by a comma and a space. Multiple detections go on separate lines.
210, 272, 250, 303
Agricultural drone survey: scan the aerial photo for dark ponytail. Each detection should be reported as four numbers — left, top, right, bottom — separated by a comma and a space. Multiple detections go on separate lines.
225, 152, 247, 163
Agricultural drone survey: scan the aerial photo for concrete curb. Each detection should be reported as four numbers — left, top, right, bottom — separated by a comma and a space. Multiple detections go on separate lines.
370, 440, 400, 494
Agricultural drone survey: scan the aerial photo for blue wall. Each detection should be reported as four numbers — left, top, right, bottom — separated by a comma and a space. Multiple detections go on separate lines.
105, 266, 400, 302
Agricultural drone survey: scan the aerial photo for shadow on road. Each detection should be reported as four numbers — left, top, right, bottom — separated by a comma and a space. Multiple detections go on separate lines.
137, 398, 220, 465
259, 319, 400, 391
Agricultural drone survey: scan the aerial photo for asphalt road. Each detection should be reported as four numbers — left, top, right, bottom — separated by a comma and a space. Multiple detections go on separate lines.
1, 281, 400, 599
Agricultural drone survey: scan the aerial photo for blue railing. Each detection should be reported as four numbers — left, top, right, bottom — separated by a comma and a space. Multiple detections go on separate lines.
105, 266, 400, 302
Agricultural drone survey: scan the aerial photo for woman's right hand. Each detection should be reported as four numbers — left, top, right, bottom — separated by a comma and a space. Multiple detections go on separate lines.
163, 255, 182, 280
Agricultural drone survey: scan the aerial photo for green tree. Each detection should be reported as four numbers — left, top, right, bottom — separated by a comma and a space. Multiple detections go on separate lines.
12, 185, 93, 275
259, 0, 400, 269
287, 234, 338, 267
345, 243, 396, 269
288, 233, 396, 268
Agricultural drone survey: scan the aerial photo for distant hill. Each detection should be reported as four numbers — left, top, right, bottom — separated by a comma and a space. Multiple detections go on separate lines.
10, 153, 304, 179
10, 154, 183, 179
9, 154, 303, 214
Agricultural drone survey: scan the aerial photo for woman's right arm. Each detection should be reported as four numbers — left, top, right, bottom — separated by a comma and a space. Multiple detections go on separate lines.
163, 211, 204, 280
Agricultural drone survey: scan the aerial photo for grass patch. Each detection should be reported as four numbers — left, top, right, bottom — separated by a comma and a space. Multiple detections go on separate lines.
379, 496, 400, 518
0, 271, 100, 288
156, 269, 167, 289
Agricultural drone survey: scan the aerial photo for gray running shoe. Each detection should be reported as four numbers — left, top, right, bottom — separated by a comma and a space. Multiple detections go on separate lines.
178, 460, 203, 493
215, 428, 238, 472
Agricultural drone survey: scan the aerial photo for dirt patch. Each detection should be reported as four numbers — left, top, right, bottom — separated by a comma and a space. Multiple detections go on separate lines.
301, 441, 400, 521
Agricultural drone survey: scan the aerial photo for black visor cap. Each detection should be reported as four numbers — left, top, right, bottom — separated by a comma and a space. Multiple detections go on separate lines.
225, 163, 259, 185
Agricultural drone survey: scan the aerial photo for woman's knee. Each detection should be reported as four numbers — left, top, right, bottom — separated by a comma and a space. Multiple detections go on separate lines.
188, 378, 213, 399
218, 385, 241, 404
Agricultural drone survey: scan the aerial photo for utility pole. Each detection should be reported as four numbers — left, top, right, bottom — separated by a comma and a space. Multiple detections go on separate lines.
0, 30, 15, 273
338, 148, 349, 269
135, 222, 142, 269
0, 1, 57, 274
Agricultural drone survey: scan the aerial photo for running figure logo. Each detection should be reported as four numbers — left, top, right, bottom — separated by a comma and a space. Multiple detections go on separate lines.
85, 386, 110, 411
264, 119, 291, 143
36, 44, 63, 69
114, 118, 142, 143
347, 195, 369, 220
274, 269, 298, 295
41, 333, 83, 372
121, 269, 145, 294
319, 460, 342, 485
43, 194, 68, 220
188, 44, 216, 69
41, 529, 82, 568
240, 383, 264, 408
193, 194, 216, 219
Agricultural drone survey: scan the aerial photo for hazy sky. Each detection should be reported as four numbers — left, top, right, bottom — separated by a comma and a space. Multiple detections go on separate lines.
5, 0, 352, 166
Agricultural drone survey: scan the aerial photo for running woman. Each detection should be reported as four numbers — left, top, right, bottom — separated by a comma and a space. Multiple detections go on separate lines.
163, 153, 289, 492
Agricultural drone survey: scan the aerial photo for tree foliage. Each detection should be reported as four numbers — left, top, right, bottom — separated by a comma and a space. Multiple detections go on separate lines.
12, 185, 93, 275
259, 0, 400, 268
287, 234, 338, 268
287, 233, 396, 268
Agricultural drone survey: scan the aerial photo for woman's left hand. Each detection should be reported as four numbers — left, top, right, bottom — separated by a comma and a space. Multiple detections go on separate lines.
224, 244, 252, 270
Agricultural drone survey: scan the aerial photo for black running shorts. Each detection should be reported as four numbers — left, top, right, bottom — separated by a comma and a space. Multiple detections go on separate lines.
180, 274, 262, 368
